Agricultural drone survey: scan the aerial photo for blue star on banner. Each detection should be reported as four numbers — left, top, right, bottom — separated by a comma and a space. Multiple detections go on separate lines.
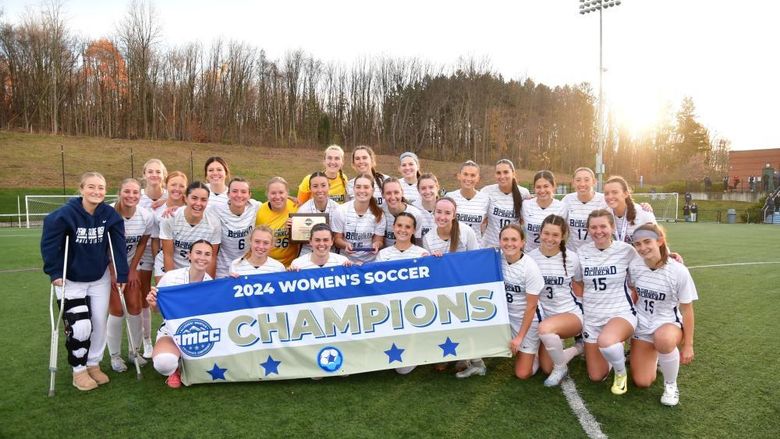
384, 343, 405, 363
207, 363, 228, 381
260, 355, 281, 376
438, 337, 459, 357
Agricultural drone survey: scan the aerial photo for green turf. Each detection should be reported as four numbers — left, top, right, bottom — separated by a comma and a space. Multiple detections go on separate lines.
1, 224, 778, 438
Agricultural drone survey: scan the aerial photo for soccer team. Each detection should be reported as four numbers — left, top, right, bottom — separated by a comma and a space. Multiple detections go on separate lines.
40, 145, 697, 406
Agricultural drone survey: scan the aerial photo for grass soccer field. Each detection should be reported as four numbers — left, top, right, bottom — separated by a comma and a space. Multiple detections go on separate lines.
0, 223, 778, 438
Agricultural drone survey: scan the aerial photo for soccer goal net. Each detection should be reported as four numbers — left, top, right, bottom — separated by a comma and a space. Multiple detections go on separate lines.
632, 192, 679, 222
25, 195, 118, 228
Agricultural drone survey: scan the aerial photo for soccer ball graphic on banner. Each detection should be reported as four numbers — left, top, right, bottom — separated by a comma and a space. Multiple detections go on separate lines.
317, 346, 344, 372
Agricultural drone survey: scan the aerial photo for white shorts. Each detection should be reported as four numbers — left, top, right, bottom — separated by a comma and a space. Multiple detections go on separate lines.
511, 319, 541, 355
582, 312, 638, 344
138, 246, 154, 271
632, 320, 682, 343
156, 321, 172, 342
153, 252, 166, 277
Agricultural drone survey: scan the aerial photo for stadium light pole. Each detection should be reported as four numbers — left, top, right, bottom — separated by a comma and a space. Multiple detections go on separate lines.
579, 0, 621, 191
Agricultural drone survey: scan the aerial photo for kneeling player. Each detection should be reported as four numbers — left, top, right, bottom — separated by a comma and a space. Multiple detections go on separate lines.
629, 224, 697, 406
146, 240, 214, 388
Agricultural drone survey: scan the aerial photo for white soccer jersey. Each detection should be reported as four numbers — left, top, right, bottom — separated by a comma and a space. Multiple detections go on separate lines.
205, 183, 229, 210
377, 244, 429, 262
411, 201, 435, 238
158, 208, 222, 270
422, 222, 480, 254
612, 204, 657, 244
297, 198, 341, 255
229, 256, 286, 276
381, 204, 424, 247
139, 189, 167, 209
521, 198, 565, 254
561, 192, 607, 252
290, 252, 350, 270
213, 200, 261, 278
138, 189, 167, 267
629, 258, 698, 333
400, 179, 420, 205
346, 173, 389, 206
331, 201, 386, 263
528, 248, 583, 318
502, 254, 545, 334
445, 189, 490, 241
158, 267, 213, 288
481, 184, 529, 248
122, 206, 154, 264
578, 241, 639, 326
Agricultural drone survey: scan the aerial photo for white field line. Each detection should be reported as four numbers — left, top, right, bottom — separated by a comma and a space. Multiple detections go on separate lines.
0, 234, 40, 238
561, 378, 607, 439
0, 267, 39, 274
688, 261, 780, 270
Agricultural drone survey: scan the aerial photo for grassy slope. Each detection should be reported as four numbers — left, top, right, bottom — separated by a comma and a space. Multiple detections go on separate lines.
1, 224, 779, 438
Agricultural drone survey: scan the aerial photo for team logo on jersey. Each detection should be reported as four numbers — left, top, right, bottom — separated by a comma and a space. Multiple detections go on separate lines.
316, 346, 344, 372
174, 318, 221, 357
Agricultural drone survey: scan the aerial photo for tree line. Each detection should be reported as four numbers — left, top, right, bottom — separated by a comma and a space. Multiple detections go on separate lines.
0, 1, 728, 182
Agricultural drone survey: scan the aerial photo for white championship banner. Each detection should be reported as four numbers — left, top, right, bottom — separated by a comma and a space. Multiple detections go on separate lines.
157, 248, 512, 385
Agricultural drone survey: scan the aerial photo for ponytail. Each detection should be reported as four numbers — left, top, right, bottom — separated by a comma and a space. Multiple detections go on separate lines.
497, 159, 523, 220
437, 197, 461, 253
356, 173, 384, 223
606, 176, 637, 225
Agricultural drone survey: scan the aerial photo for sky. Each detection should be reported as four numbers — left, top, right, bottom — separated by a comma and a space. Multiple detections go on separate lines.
3, 0, 779, 151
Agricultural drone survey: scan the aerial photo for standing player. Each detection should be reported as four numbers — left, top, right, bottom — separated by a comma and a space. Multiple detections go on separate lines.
297, 172, 341, 255
213, 177, 260, 278
529, 215, 585, 387
137, 158, 168, 358
346, 146, 389, 206
146, 240, 214, 388
156, 181, 221, 280
255, 177, 299, 267
107, 178, 154, 372
521, 171, 565, 254
629, 224, 697, 406
41, 172, 128, 391
604, 176, 656, 244
289, 224, 352, 270
446, 161, 490, 242
398, 151, 422, 205
578, 209, 640, 395
332, 173, 386, 264
204, 156, 230, 210
561, 167, 606, 252
423, 197, 480, 255
481, 159, 531, 248
381, 178, 424, 248
412, 173, 440, 238
296, 145, 348, 204
229, 226, 286, 276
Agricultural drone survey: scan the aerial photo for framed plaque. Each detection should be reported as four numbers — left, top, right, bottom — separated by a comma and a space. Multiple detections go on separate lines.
289, 213, 329, 243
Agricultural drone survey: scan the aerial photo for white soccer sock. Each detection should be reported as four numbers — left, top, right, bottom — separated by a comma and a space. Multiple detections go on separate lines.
141, 307, 151, 339
106, 314, 124, 357
531, 356, 539, 375
126, 313, 143, 355
658, 348, 680, 384
539, 333, 566, 366
599, 343, 627, 375
563, 346, 580, 364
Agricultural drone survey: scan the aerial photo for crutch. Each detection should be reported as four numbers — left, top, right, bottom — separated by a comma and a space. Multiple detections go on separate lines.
108, 232, 143, 380
48, 235, 69, 397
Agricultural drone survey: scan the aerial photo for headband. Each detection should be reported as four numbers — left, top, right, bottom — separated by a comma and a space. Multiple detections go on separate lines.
632, 229, 659, 241
400, 151, 419, 164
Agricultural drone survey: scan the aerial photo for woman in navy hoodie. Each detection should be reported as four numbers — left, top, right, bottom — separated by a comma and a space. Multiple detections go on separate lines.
41, 172, 128, 391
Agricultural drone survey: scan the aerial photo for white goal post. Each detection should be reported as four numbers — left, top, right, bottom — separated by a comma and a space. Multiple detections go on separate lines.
25, 195, 118, 228
632, 192, 679, 222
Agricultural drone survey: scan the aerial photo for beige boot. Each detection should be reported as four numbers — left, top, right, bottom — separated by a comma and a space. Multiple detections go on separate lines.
87, 366, 110, 385
73, 369, 98, 391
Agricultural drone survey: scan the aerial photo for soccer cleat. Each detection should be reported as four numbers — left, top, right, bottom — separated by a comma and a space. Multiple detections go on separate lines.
544, 365, 568, 387
72, 369, 98, 391
129, 351, 148, 367
166, 369, 182, 389
111, 354, 128, 373
87, 366, 110, 385
611, 372, 628, 395
455, 363, 487, 379
661, 382, 680, 406
142, 338, 154, 359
